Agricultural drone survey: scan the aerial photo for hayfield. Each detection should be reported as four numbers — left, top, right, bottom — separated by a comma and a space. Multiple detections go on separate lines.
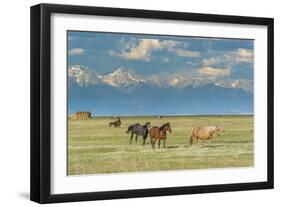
68, 116, 253, 175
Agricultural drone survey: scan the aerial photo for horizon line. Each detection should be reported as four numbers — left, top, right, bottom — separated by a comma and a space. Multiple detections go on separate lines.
68, 114, 254, 118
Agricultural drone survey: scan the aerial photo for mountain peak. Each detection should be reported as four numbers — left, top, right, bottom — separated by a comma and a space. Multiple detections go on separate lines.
214, 79, 253, 93
112, 67, 127, 74
100, 67, 144, 87
68, 65, 85, 78
68, 65, 102, 87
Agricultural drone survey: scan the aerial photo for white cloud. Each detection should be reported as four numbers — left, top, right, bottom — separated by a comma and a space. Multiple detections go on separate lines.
198, 66, 231, 77
202, 48, 254, 66
159, 57, 170, 63
235, 48, 254, 63
170, 48, 200, 57
185, 61, 197, 66
119, 39, 162, 61
161, 40, 180, 48
112, 38, 200, 61
202, 55, 232, 66
68, 48, 84, 56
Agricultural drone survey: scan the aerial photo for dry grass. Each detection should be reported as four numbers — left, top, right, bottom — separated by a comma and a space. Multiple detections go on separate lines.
68, 116, 253, 175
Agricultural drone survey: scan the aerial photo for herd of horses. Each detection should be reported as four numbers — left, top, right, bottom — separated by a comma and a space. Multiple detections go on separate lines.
109, 118, 222, 149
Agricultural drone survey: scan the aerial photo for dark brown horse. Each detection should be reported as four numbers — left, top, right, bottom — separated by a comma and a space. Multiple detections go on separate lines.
109, 118, 121, 127
150, 123, 172, 149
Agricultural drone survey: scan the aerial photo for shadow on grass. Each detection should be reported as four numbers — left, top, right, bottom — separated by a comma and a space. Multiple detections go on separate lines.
224, 140, 252, 144
184, 144, 225, 148
165, 145, 180, 149
200, 144, 225, 148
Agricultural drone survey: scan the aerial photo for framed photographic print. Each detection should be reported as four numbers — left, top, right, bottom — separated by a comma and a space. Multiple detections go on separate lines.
30, 3, 274, 203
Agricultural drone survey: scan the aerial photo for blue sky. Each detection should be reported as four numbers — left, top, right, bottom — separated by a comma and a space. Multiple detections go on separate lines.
67, 31, 254, 81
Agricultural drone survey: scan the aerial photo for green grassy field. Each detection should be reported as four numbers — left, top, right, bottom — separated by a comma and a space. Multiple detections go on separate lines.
68, 116, 253, 175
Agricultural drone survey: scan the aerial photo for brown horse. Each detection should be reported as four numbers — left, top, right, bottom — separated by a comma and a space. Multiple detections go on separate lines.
150, 123, 172, 149
109, 118, 121, 127
189, 126, 221, 146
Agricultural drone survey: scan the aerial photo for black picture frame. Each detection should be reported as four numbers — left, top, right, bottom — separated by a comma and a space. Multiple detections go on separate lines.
30, 3, 274, 204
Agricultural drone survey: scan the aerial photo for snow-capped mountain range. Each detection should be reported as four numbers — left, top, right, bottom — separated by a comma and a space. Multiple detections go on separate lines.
68, 65, 253, 115
68, 65, 253, 93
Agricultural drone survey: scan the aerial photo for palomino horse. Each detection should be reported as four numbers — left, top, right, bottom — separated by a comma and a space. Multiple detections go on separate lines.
109, 118, 121, 127
150, 123, 172, 149
126, 122, 151, 145
189, 126, 221, 146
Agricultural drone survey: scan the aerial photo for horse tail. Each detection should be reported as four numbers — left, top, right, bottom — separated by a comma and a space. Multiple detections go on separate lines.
126, 125, 132, 133
189, 128, 194, 145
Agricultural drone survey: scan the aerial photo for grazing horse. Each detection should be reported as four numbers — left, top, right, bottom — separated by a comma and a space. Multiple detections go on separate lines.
150, 123, 172, 149
189, 126, 221, 146
109, 118, 121, 127
127, 122, 151, 145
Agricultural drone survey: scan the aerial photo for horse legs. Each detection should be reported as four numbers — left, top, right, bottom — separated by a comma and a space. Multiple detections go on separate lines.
158, 139, 161, 149
129, 133, 133, 144
135, 134, 139, 143
195, 137, 199, 145
151, 138, 156, 149
142, 135, 147, 145
208, 139, 212, 146
163, 138, 166, 148
201, 138, 206, 147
